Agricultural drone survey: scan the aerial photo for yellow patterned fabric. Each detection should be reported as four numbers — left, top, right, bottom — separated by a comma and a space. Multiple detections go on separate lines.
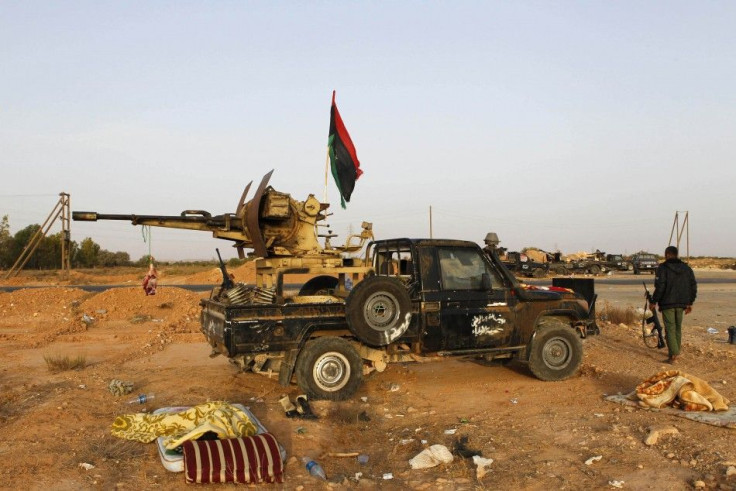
111, 401, 258, 449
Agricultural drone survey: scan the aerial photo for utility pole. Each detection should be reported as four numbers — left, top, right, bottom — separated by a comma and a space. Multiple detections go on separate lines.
668, 211, 689, 261
429, 206, 433, 238
5, 192, 71, 279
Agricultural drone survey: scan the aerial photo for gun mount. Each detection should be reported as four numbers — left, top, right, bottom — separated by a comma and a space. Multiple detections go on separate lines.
73, 170, 375, 297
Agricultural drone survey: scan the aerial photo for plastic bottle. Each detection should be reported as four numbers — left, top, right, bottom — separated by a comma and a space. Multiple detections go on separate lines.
302, 456, 326, 480
127, 393, 155, 404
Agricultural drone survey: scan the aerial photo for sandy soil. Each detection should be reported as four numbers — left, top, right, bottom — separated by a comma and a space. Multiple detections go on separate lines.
1, 269, 735, 490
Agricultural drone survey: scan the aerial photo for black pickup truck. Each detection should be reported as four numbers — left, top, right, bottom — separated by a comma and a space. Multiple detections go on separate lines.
200, 238, 598, 400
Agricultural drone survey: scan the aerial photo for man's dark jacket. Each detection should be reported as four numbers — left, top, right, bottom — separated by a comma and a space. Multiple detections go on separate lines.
652, 258, 697, 309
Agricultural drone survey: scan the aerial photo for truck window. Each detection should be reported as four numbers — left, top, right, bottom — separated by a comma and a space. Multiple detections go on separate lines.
374, 246, 414, 280
438, 248, 497, 290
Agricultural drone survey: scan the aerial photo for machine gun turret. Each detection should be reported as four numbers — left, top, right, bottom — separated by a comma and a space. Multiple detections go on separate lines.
73, 170, 373, 260
73, 170, 375, 298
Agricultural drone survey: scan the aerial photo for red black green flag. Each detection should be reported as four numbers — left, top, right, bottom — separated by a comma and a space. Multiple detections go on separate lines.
328, 90, 363, 208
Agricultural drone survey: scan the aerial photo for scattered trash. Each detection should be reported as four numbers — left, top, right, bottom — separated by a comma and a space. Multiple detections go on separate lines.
454, 436, 482, 458
706, 327, 719, 334
108, 379, 134, 396
95, 309, 107, 314
358, 411, 370, 422
326, 452, 359, 458
594, 413, 604, 417
360, 396, 368, 403
302, 457, 326, 480
458, 417, 469, 423
473, 455, 494, 479
382, 473, 393, 480
443, 428, 457, 435
510, 398, 518, 404
389, 384, 400, 392
609, 480, 624, 488
409, 444, 454, 469
296, 427, 306, 434
585, 455, 603, 465
400, 439, 414, 445
279, 394, 298, 418
129, 314, 152, 324
354, 472, 363, 480
78, 384, 86, 389
78, 463, 95, 471
81, 314, 94, 325
357, 454, 369, 465
127, 393, 155, 405
420, 439, 427, 444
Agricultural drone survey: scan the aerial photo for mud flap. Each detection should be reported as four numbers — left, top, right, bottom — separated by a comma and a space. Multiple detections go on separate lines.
279, 349, 299, 386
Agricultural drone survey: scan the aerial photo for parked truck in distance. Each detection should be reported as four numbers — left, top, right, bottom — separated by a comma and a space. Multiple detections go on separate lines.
631, 253, 659, 274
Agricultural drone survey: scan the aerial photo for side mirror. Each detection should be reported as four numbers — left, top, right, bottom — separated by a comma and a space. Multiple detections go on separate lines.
481, 273, 492, 290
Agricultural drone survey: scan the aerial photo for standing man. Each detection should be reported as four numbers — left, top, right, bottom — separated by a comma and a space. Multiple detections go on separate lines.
649, 246, 697, 363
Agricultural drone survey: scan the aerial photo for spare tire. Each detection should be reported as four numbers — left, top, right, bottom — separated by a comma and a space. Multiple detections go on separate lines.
345, 276, 412, 347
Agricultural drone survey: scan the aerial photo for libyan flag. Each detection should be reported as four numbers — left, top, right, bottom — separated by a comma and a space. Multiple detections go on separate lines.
328, 90, 363, 208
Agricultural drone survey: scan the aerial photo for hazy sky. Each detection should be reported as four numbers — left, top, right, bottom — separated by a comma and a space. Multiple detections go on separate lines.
2, 1, 735, 261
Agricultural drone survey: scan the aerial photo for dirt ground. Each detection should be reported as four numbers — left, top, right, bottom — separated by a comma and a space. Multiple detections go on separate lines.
1, 268, 735, 490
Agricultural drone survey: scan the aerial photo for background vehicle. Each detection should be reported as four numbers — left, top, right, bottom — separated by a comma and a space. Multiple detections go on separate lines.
604, 254, 631, 272
500, 251, 549, 278
631, 253, 658, 275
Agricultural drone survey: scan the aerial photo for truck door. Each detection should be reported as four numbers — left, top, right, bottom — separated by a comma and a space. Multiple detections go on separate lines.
437, 247, 515, 349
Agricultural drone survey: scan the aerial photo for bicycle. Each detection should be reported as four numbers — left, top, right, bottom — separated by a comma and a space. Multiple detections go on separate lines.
642, 282, 665, 349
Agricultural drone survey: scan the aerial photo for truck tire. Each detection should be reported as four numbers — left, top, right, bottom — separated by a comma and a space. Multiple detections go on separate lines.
528, 320, 583, 381
298, 275, 338, 296
532, 268, 546, 278
345, 276, 412, 347
588, 265, 601, 275
633, 267, 640, 275
295, 337, 363, 401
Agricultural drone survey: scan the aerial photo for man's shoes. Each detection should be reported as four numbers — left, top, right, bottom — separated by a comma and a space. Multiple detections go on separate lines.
295, 395, 318, 420
667, 355, 678, 364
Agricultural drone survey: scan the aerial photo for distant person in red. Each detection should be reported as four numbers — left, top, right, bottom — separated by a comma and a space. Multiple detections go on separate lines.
143, 262, 158, 296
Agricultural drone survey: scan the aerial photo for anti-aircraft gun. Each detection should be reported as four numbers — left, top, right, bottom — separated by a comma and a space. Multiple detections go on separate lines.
73, 170, 375, 300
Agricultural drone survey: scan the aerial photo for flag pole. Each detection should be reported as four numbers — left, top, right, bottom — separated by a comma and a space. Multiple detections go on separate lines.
323, 147, 330, 204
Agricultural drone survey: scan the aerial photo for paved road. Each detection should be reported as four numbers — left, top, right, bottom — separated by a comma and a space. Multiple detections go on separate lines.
2, 274, 735, 293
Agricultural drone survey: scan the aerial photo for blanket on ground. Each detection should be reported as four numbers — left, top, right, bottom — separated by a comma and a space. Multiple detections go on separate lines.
111, 401, 257, 449
635, 370, 730, 412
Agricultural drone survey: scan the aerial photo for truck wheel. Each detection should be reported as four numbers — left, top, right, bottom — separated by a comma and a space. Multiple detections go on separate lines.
528, 320, 583, 381
345, 276, 412, 347
295, 337, 363, 401
532, 268, 546, 278
633, 267, 640, 275
299, 275, 338, 296
588, 265, 601, 275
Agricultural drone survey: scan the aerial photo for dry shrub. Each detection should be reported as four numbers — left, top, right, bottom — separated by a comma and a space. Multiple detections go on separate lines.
43, 353, 87, 373
597, 301, 637, 325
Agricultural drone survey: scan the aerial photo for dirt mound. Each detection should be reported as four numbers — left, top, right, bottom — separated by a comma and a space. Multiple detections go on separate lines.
180, 262, 257, 285
77, 287, 203, 327
0, 287, 90, 317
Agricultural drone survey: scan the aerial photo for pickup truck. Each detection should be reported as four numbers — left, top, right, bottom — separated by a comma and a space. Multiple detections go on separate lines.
501, 251, 549, 278
200, 238, 599, 400
631, 253, 658, 274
